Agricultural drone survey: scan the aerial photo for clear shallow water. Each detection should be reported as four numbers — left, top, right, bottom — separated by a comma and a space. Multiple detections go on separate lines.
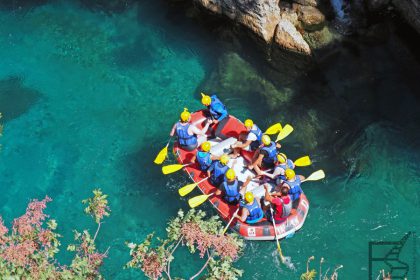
0, 1, 419, 279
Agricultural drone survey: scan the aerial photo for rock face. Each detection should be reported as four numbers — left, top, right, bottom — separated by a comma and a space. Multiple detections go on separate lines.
295, 4, 325, 31
194, 0, 281, 43
275, 19, 311, 55
392, 0, 420, 35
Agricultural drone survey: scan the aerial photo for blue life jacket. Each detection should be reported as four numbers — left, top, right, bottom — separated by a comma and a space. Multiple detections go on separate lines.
245, 199, 263, 222
286, 176, 302, 201
221, 180, 240, 203
279, 159, 294, 170
196, 151, 212, 171
261, 142, 277, 164
249, 125, 263, 149
209, 95, 227, 120
176, 122, 197, 147
211, 161, 229, 185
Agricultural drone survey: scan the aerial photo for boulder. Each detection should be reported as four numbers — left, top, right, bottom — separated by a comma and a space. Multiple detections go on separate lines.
274, 19, 311, 55
392, 0, 420, 35
295, 4, 325, 31
194, 0, 281, 42
292, 0, 319, 7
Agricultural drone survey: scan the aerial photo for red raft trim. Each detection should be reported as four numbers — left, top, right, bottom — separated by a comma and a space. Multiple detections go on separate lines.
174, 110, 309, 240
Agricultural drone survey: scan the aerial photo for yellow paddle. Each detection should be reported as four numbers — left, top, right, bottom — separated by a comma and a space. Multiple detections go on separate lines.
188, 193, 214, 208
302, 170, 325, 182
154, 138, 171, 165
264, 123, 282, 135
269, 206, 295, 270
293, 156, 311, 167
221, 208, 240, 235
276, 124, 294, 142
178, 177, 209, 197
162, 163, 192, 175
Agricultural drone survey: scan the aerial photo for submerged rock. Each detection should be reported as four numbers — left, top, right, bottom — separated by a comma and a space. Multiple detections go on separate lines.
274, 19, 311, 55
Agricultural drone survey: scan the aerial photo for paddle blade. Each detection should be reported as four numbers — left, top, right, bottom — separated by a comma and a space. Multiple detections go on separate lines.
178, 182, 198, 197
294, 156, 311, 167
154, 145, 168, 165
188, 194, 211, 208
162, 164, 185, 175
276, 124, 294, 142
305, 170, 325, 181
264, 123, 282, 135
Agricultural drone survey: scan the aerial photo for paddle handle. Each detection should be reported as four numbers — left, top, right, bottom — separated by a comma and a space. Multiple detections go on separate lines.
221, 208, 240, 235
270, 207, 285, 259
196, 176, 209, 184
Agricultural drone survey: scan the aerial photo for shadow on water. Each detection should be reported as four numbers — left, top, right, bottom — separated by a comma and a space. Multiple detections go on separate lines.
113, 33, 155, 69
0, 0, 49, 11
0, 76, 42, 122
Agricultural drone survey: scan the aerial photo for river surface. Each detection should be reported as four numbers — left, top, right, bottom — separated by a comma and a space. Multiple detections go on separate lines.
0, 1, 419, 279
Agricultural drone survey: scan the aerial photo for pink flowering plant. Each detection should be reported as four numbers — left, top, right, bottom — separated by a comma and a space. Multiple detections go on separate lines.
0, 190, 110, 278
126, 209, 244, 280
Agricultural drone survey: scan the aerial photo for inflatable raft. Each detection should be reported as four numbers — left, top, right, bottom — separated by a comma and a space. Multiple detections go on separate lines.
173, 110, 309, 240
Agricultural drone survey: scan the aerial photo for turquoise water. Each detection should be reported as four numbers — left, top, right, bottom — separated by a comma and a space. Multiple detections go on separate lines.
0, 1, 419, 279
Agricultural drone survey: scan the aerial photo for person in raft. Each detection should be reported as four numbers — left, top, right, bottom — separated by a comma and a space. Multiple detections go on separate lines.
264, 184, 292, 224
170, 108, 211, 151
234, 192, 264, 224
283, 169, 305, 208
261, 153, 295, 185
230, 119, 263, 158
191, 141, 220, 171
248, 135, 280, 176
201, 93, 229, 140
207, 154, 230, 186
215, 170, 252, 205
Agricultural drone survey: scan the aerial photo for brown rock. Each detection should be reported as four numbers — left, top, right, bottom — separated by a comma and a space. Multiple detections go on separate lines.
194, 0, 281, 42
296, 5, 325, 31
274, 19, 311, 55
292, 0, 319, 7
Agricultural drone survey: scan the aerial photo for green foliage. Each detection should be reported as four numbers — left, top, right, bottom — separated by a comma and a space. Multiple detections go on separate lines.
126, 209, 244, 280
82, 189, 110, 224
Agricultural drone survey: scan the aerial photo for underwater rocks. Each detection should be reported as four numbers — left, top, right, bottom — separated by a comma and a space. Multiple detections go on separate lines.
295, 4, 325, 31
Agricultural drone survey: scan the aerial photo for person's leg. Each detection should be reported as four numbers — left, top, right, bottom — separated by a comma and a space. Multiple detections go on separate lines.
292, 197, 300, 209
214, 117, 229, 140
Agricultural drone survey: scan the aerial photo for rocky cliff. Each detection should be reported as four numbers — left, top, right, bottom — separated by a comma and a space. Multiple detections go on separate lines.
391, 0, 420, 34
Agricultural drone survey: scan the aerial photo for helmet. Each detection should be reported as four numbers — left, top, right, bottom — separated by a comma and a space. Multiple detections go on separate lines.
244, 119, 254, 128
201, 141, 211, 152
219, 154, 229, 165
201, 93, 211, 106
225, 169, 235, 180
262, 134, 271, 146
180, 108, 190, 122
245, 192, 254, 203
277, 153, 287, 164
285, 169, 295, 180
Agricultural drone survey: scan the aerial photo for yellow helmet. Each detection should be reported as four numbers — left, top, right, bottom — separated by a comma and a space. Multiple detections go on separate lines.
277, 153, 287, 164
285, 169, 295, 180
245, 192, 254, 203
225, 168, 235, 180
262, 134, 271, 146
219, 154, 229, 165
244, 119, 254, 128
180, 108, 190, 122
201, 141, 211, 152
201, 92, 211, 106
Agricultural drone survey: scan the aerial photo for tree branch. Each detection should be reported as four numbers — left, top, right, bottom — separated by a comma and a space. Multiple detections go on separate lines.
167, 237, 183, 278
93, 222, 101, 243
189, 250, 212, 280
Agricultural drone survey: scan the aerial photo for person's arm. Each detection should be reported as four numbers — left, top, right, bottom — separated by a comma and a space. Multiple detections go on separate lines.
169, 123, 177, 137
239, 176, 252, 194
299, 175, 305, 181
191, 154, 197, 163
252, 154, 265, 175
207, 164, 214, 178
262, 166, 282, 180
264, 184, 273, 203
233, 139, 252, 149
235, 208, 249, 223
